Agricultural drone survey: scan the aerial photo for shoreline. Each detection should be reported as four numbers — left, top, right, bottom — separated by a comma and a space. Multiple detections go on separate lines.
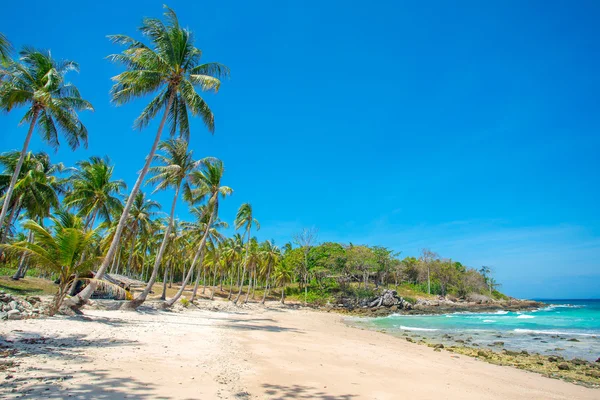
1, 300, 598, 399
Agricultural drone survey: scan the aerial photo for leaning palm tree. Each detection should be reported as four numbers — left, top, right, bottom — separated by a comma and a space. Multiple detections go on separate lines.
233, 203, 260, 304
67, 5, 229, 309
0, 210, 100, 314
125, 139, 196, 309
64, 156, 126, 228
0, 48, 93, 244
163, 160, 232, 307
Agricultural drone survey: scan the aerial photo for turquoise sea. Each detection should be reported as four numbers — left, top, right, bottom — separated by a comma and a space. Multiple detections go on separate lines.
348, 299, 600, 361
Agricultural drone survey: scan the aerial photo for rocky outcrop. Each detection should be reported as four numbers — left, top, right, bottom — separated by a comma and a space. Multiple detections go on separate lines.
367, 289, 412, 310
0, 292, 44, 320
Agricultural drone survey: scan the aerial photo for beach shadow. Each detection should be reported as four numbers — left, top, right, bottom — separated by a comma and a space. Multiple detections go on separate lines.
261, 383, 357, 399
1, 367, 169, 399
2, 332, 137, 361
219, 323, 304, 333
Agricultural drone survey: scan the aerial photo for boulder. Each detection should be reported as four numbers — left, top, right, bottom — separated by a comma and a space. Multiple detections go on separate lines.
0, 312, 7, 320
7, 309, 21, 320
557, 363, 570, 371
8, 301, 19, 311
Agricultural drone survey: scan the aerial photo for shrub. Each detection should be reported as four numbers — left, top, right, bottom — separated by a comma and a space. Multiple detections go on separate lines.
180, 297, 190, 307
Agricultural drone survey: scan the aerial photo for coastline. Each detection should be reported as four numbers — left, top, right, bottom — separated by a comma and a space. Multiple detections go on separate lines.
1, 300, 598, 399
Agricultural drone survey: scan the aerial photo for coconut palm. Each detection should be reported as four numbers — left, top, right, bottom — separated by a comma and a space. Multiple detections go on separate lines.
123, 191, 160, 276
0, 32, 12, 70
273, 261, 293, 304
187, 212, 228, 301
0, 151, 65, 244
0, 210, 100, 314
260, 241, 281, 304
67, 5, 229, 309
0, 48, 93, 245
126, 139, 196, 308
233, 203, 260, 304
164, 160, 232, 307
64, 156, 126, 228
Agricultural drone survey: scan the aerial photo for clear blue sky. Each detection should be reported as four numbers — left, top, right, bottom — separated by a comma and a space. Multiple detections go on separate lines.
1, 1, 599, 299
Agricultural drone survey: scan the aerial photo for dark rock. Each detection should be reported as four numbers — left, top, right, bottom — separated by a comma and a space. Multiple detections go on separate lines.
520, 350, 529, 356
567, 338, 580, 342
434, 343, 444, 349
571, 358, 586, 366
406, 337, 414, 343
492, 341, 505, 347
548, 356, 559, 362
557, 363, 570, 371
477, 350, 489, 358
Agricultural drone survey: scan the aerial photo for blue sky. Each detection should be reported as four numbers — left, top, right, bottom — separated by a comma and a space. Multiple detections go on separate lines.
1, 1, 599, 299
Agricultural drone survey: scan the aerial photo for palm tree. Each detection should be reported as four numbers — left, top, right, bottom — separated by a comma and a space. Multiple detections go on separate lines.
0, 210, 99, 314
164, 159, 232, 307
188, 212, 228, 301
64, 156, 126, 228
0, 32, 12, 63
67, 5, 229, 309
127, 139, 196, 308
234, 203, 260, 304
123, 191, 160, 275
260, 241, 281, 304
0, 48, 93, 245
273, 261, 293, 304
0, 151, 64, 244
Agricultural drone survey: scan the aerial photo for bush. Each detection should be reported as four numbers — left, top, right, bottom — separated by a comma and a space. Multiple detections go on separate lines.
180, 297, 190, 307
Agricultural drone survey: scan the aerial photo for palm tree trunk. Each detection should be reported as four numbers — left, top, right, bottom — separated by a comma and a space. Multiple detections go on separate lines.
202, 267, 207, 294
234, 228, 251, 304
281, 286, 285, 304
0, 196, 21, 246
164, 200, 216, 307
160, 261, 170, 300
126, 186, 180, 309
0, 110, 39, 247
210, 265, 218, 300
12, 230, 33, 280
227, 272, 234, 300
66, 93, 176, 309
169, 265, 174, 288
125, 225, 138, 277
261, 261, 272, 304
190, 262, 203, 302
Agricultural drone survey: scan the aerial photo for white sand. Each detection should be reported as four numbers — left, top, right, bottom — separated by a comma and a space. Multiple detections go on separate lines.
0, 301, 597, 399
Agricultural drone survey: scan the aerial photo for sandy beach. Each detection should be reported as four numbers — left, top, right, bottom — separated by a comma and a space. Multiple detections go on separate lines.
0, 301, 597, 399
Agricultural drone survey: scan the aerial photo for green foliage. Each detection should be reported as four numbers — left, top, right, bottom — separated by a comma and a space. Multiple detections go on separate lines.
180, 297, 190, 307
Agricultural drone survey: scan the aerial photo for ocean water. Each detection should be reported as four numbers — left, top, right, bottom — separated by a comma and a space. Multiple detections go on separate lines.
347, 299, 600, 362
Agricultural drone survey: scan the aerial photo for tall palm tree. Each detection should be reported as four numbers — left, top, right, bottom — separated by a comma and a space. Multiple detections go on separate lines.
68, 5, 229, 309
127, 139, 196, 308
164, 159, 232, 307
234, 203, 260, 304
0, 210, 100, 314
64, 156, 126, 228
0, 48, 93, 243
